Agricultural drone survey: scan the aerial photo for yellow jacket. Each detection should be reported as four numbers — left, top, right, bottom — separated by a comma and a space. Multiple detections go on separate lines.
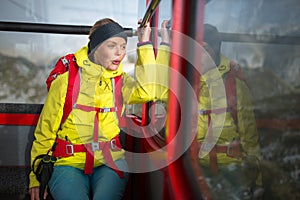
197, 55, 262, 184
29, 44, 166, 188
155, 44, 170, 101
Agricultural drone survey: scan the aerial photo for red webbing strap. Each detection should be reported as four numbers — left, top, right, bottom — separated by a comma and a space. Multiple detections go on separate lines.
75, 104, 116, 113
207, 113, 218, 174
74, 104, 124, 177
52, 138, 85, 157
226, 62, 247, 126
74, 104, 100, 174
61, 55, 80, 126
113, 76, 126, 127
100, 142, 124, 178
225, 65, 238, 126
200, 108, 227, 174
83, 109, 99, 174
230, 61, 247, 84
83, 143, 94, 174
52, 137, 124, 178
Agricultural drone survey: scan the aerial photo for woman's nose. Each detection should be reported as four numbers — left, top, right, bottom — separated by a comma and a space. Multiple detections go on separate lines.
115, 47, 121, 55
115, 46, 125, 55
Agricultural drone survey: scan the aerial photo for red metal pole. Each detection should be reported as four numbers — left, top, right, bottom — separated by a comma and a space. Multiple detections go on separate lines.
166, 0, 209, 199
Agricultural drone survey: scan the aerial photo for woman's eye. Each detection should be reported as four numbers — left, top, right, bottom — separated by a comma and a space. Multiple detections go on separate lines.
108, 44, 115, 48
121, 45, 126, 50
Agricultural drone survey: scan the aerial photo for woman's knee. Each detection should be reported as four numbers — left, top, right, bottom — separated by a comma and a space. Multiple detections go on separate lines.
49, 166, 90, 200
91, 164, 129, 200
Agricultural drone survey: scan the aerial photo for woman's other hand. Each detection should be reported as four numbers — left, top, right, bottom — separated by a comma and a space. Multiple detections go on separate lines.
138, 19, 151, 43
160, 20, 170, 44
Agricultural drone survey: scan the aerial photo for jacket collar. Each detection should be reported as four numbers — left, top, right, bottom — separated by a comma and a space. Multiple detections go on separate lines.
74, 46, 123, 78
217, 54, 231, 75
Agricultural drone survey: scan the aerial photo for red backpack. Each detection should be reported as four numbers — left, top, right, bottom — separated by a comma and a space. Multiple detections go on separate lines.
46, 54, 125, 127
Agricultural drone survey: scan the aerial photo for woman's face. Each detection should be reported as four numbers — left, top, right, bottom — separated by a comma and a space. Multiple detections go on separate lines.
200, 42, 217, 72
93, 37, 127, 71
203, 42, 216, 63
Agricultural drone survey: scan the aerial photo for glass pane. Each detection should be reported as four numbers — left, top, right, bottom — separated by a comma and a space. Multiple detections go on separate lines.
202, 0, 300, 199
0, 0, 144, 103
0, 0, 140, 26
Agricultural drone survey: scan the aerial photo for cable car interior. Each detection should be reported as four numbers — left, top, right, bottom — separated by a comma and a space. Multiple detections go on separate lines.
0, 0, 299, 199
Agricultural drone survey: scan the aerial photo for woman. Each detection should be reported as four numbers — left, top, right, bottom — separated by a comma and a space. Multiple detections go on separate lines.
29, 18, 162, 200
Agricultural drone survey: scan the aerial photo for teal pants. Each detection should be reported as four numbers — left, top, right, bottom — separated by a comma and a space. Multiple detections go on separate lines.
48, 159, 129, 200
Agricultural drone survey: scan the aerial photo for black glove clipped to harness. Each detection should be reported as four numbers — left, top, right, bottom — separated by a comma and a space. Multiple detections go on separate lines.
32, 154, 57, 199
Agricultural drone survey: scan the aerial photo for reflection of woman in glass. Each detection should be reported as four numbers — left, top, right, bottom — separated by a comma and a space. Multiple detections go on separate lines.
198, 24, 264, 199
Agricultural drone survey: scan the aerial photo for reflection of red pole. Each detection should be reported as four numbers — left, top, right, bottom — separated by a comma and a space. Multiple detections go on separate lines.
166, 0, 211, 199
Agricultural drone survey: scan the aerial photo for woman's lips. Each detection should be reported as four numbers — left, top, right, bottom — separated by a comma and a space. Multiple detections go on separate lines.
112, 60, 120, 65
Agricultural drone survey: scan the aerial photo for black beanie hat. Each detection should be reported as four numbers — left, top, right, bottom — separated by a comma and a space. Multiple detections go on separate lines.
203, 24, 221, 66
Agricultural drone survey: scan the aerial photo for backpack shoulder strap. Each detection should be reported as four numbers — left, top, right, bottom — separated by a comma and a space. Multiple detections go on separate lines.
60, 54, 80, 127
46, 54, 75, 91
229, 61, 247, 83
225, 61, 247, 126
113, 75, 125, 127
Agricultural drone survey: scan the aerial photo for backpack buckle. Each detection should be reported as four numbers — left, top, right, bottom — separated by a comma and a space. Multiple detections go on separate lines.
102, 108, 111, 113
91, 142, 100, 152
110, 138, 122, 151
110, 139, 117, 150
226, 140, 242, 158
61, 57, 69, 66
202, 142, 214, 152
66, 144, 74, 155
